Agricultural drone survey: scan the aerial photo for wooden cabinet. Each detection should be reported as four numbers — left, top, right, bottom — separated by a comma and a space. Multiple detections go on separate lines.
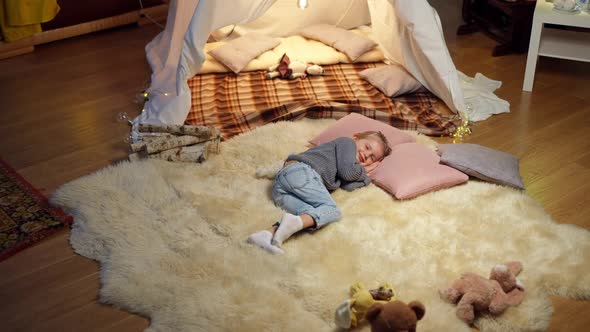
457, 0, 537, 56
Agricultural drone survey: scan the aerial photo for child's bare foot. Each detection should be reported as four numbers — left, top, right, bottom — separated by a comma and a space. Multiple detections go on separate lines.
247, 230, 284, 255
272, 213, 304, 247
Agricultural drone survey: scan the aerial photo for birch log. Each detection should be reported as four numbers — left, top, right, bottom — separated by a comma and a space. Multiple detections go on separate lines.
148, 142, 212, 163
138, 123, 220, 138
144, 135, 213, 154
130, 142, 147, 153
139, 133, 174, 141
132, 134, 221, 152
131, 134, 173, 152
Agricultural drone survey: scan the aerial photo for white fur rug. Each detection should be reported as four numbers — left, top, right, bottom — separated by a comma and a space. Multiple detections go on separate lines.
52, 119, 590, 332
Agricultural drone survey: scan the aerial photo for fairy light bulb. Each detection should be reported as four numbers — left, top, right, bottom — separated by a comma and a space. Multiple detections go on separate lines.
117, 112, 133, 126
123, 134, 133, 144
297, 0, 308, 9
451, 106, 472, 143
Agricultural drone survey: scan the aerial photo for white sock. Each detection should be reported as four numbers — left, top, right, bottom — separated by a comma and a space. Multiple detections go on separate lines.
247, 230, 284, 255
272, 213, 304, 247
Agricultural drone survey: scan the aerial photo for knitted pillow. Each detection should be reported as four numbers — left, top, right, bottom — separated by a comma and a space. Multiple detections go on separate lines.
371, 143, 469, 200
208, 34, 280, 74
438, 143, 525, 189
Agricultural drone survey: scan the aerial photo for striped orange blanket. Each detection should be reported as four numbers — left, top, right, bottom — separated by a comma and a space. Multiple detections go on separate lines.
185, 63, 460, 139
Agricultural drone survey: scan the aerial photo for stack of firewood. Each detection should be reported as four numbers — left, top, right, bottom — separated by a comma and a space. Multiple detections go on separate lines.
129, 124, 221, 163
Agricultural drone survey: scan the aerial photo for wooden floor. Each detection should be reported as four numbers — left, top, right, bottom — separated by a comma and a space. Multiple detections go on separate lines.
0, 1, 589, 330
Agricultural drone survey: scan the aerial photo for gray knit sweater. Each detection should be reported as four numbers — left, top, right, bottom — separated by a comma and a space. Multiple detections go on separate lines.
286, 137, 371, 192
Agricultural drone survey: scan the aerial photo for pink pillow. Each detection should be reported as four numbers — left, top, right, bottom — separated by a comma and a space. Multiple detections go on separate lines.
359, 65, 425, 97
371, 143, 468, 200
310, 113, 415, 147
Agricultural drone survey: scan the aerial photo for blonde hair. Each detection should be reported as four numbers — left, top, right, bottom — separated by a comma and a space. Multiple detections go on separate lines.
354, 131, 392, 159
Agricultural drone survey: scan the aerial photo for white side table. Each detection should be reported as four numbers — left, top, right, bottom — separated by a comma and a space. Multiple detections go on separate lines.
522, 0, 590, 91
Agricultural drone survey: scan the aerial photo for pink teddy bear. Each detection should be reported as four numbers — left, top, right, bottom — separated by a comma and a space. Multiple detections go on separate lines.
439, 261, 525, 325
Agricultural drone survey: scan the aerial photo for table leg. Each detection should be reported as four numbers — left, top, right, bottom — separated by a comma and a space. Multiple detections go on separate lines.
457, 0, 478, 35
523, 20, 543, 92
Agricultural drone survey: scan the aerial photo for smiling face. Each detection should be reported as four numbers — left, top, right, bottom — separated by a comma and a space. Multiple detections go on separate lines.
355, 137, 386, 167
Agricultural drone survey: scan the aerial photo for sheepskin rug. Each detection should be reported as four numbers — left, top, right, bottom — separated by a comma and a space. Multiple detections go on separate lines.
52, 119, 590, 332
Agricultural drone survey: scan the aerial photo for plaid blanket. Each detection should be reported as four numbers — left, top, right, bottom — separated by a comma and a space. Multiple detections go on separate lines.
186, 63, 460, 139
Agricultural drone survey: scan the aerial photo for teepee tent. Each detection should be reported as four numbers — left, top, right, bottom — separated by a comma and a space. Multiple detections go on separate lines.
136, 0, 470, 127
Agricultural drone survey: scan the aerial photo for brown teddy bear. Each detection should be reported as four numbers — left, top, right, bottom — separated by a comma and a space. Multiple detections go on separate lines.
439, 261, 525, 325
365, 300, 426, 332
334, 282, 396, 329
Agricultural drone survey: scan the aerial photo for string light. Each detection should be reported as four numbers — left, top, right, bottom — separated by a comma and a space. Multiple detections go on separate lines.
138, 90, 170, 102
450, 116, 471, 144
117, 112, 134, 126
297, 0, 309, 9
450, 104, 472, 143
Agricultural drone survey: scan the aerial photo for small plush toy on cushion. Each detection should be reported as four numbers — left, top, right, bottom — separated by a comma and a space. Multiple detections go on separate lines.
334, 282, 396, 329
365, 300, 426, 332
439, 261, 525, 325
266, 53, 324, 80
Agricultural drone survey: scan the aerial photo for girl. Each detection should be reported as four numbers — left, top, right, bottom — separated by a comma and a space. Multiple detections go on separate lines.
248, 131, 392, 254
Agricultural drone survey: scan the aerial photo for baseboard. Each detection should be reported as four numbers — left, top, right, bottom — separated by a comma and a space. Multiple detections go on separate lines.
138, 4, 169, 27
0, 39, 35, 60
0, 4, 168, 60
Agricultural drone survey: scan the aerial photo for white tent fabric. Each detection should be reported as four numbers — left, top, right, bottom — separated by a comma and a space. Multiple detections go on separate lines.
136, 0, 507, 128
210, 0, 372, 39
140, 0, 199, 126
458, 71, 510, 122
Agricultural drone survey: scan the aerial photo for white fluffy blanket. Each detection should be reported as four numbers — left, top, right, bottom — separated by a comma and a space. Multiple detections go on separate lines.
52, 119, 590, 332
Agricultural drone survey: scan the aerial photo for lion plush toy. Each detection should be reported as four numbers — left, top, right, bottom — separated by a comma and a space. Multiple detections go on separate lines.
439, 261, 525, 325
365, 300, 426, 332
335, 282, 396, 329
265, 53, 324, 80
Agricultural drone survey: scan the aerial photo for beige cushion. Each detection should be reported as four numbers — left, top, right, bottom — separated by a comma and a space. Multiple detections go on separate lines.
199, 27, 385, 74
299, 24, 377, 61
359, 65, 425, 97
207, 34, 280, 74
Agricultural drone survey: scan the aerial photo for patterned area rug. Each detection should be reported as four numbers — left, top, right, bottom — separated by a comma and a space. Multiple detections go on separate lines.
0, 159, 72, 261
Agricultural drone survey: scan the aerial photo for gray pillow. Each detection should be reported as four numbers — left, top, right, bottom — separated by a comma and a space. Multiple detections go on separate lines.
438, 143, 525, 189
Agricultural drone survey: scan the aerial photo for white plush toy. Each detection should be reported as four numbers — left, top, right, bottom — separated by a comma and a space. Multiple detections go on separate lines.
553, 0, 577, 10
266, 53, 324, 80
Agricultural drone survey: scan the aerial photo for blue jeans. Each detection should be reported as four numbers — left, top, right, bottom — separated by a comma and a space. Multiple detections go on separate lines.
272, 162, 341, 229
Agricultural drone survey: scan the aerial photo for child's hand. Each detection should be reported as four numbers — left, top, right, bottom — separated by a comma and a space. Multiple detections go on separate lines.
364, 162, 380, 176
